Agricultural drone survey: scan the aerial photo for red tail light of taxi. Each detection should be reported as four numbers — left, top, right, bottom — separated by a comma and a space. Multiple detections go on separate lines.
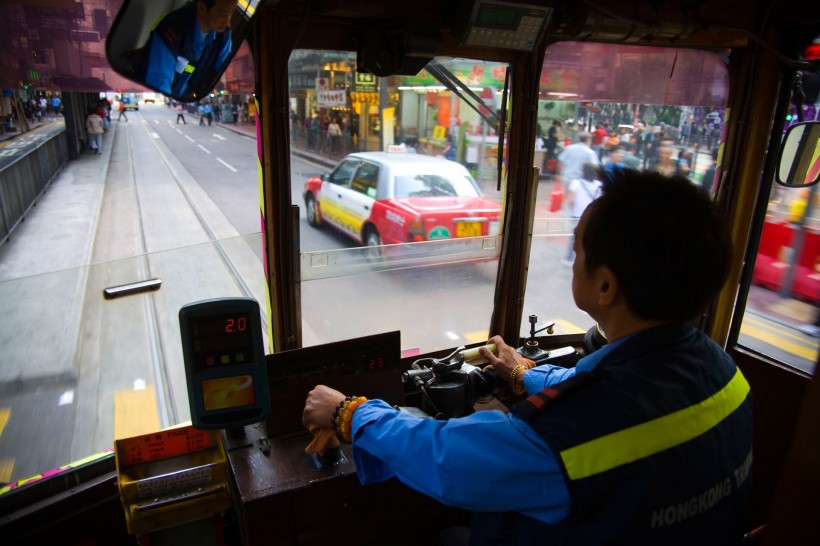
408, 216, 425, 242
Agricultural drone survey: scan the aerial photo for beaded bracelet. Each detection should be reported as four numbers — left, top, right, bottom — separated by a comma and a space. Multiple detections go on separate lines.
331, 395, 368, 442
509, 363, 530, 396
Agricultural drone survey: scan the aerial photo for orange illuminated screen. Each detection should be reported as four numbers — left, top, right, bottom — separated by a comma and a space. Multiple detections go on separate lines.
202, 375, 256, 410
118, 426, 211, 466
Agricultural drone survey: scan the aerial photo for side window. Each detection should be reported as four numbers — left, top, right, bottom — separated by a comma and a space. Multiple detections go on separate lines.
329, 159, 359, 185
740, 175, 820, 375
524, 41, 730, 341
351, 162, 379, 197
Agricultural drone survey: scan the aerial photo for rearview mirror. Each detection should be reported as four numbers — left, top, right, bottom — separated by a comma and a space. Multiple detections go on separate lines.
777, 121, 820, 187
106, 0, 259, 103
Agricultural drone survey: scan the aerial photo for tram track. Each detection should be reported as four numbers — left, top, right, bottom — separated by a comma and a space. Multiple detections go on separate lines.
145, 122, 261, 307
124, 127, 177, 428
136, 120, 269, 428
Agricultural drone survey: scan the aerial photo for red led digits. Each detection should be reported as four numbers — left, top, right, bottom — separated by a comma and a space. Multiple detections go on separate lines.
225, 316, 248, 333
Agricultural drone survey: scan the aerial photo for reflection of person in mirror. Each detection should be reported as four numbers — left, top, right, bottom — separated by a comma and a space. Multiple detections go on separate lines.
141, 0, 237, 98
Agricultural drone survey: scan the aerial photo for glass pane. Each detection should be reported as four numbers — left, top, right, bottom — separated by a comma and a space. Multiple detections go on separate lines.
740, 175, 820, 374
0, 102, 264, 487
526, 42, 729, 340
290, 51, 508, 354
301, 238, 501, 355
0, 235, 267, 485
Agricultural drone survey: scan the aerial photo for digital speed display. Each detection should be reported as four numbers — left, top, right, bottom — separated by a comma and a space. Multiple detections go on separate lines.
179, 298, 270, 429
476, 5, 519, 28
189, 313, 254, 371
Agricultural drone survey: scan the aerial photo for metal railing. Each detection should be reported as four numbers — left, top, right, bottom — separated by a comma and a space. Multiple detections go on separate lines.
0, 129, 68, 245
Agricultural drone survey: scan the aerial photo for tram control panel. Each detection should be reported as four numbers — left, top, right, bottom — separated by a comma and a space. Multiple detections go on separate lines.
264, 330, 404, 439
455, 0, 552, 51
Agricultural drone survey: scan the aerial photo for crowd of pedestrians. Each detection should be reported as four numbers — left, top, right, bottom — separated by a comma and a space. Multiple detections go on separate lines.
541, 119, 721, 260
292, 110, 360, 158
539, 119, 719, 193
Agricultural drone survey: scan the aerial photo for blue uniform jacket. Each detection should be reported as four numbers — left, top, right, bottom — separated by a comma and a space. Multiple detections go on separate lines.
141, 3, 232, 97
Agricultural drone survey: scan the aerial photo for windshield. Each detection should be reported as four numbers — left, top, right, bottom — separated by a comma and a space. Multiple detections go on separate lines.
293, 52, 508, 352
393, 174, 480, 198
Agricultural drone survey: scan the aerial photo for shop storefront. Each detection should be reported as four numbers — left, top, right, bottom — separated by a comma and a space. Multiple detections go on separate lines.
398, 59, 507, 181
287, 51, 507, 180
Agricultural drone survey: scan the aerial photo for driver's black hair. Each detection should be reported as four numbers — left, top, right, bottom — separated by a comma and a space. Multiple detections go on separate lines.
581, 169, 732, 321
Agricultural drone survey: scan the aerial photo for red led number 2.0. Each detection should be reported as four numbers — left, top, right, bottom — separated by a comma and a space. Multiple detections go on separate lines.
225, 316, 247, 333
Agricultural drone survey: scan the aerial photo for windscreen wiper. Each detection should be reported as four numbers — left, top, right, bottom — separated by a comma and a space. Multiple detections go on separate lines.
497, 66, 510, 190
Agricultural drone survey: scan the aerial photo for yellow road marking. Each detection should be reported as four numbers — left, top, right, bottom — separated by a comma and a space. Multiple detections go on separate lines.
0, 408, 10, 483
0, 458, 14, 483
114, 387, 160, 440
0, 408, 9, 437
744, 315, 819, 346
553, 319, 587, 335
464, 330, 490, 344
740, 322, 819, 361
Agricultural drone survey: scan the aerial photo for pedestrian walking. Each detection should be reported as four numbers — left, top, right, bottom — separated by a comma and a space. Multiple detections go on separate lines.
85, 108, 104, 155
176, 103, 186, 124
563, 162, 602, 264
117, 101, 128, 122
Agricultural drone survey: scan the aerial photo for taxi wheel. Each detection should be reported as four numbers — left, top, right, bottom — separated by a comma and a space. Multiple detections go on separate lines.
306, 195, 321, 227
364, 227, 382, 261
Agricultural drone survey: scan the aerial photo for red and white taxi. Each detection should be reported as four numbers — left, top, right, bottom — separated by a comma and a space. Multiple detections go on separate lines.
303, 152, 502, 247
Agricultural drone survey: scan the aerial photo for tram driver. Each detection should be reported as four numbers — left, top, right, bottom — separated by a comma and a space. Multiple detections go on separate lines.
139, 0, 237, 98
303, 169, 753, 544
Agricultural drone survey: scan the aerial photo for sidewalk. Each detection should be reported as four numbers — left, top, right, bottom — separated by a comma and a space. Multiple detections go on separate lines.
0, 118, 116, 388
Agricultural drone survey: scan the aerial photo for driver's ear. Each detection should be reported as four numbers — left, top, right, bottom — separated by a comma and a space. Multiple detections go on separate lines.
595, 266, 619, 306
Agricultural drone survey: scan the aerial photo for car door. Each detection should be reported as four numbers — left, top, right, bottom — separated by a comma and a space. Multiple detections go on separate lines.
336, 160, 380, 242
319, 158, 360, 231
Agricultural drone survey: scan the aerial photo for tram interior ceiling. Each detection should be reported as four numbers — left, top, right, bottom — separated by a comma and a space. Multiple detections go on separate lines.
356, 26, 442, 77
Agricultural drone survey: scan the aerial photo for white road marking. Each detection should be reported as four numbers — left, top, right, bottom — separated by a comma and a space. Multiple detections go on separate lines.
58, 390, 74, 406
445, 331, 460, 340
217, 158, 238, 172
198, 144, 211, 154
134, 378, 146, 390
213, 134, 226, 140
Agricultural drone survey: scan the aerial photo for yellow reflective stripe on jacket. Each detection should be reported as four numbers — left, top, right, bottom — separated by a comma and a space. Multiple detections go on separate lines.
184, 63, 195, 74
560, 368, 750, 481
